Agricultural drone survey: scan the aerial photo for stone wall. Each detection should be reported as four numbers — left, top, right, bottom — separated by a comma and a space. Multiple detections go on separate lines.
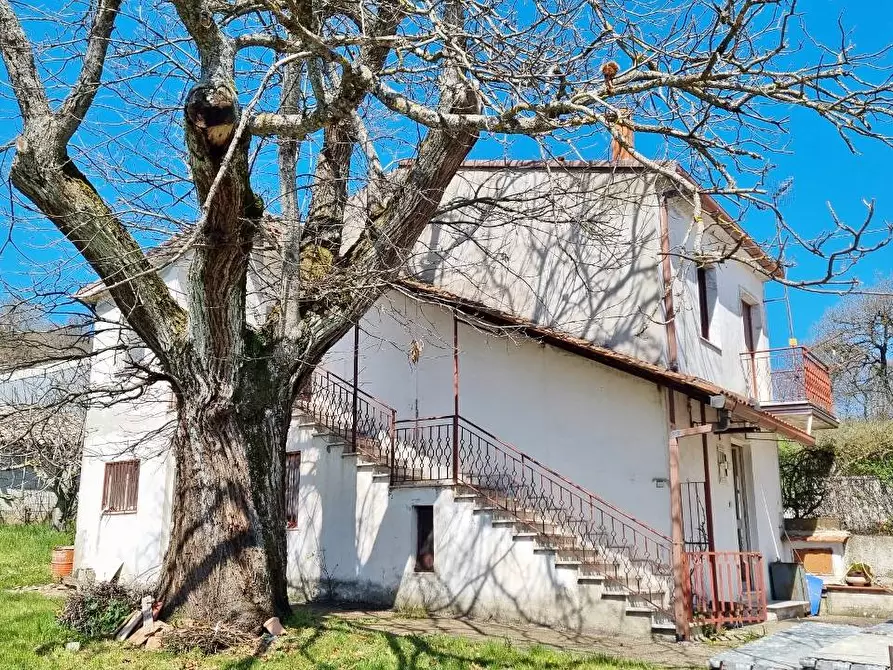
844, 535, 893, 586
818, 476, 893, 533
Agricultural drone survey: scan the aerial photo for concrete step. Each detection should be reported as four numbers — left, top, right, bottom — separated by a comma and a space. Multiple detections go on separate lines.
766, 599, 810, 621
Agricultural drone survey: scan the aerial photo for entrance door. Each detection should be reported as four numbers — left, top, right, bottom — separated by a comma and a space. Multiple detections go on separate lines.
731, 445, 752, 552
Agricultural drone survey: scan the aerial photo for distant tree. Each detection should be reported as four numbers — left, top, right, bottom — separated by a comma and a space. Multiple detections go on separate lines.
0, 301, 90, 526
818, 420, 893, 485
813, 279, 893, 419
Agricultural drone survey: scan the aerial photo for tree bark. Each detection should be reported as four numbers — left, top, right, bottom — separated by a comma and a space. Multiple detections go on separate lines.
157, 364, 294, 629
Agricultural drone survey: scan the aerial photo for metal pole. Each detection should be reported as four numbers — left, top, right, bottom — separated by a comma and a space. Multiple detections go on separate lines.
452, 310, 460, 484
351, 324, 359, 453
390, 408, 396, 485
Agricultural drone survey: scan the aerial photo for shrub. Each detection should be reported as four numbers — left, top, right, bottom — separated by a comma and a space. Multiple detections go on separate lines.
819, 420, 893, 485
58, 581, 140, 639
779, 441, 835, 519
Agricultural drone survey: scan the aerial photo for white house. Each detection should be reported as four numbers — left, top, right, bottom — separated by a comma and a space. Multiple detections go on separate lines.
72, 159, 836, 639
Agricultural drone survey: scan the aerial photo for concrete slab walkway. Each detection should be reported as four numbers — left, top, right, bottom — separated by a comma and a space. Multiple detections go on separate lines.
710, 620, 893, 670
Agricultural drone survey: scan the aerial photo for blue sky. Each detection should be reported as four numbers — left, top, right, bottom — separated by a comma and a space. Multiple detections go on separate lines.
742, 0, 893, 345
1, 0, 892, 346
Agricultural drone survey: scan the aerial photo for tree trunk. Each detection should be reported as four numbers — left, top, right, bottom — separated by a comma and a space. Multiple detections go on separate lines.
157, 378, 293, 630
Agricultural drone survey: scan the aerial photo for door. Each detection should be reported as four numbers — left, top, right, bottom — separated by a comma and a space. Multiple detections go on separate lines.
730, 445, 752, 552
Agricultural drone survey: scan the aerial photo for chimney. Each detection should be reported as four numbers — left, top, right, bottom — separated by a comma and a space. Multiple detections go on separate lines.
609, 109, 634, 162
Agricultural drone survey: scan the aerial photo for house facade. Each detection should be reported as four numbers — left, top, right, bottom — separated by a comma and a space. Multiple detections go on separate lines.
72, 161, 836, 638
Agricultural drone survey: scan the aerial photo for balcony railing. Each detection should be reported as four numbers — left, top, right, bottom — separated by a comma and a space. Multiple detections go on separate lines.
740, 347, 833, 415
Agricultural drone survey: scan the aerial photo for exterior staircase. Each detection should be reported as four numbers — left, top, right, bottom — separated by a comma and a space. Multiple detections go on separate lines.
298, 368, 678, 637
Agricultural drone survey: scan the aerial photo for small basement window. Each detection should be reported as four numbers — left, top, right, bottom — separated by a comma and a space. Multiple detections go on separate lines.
285, 452, 301, 529
415, 505, 434, 572
102, 460, 140, 514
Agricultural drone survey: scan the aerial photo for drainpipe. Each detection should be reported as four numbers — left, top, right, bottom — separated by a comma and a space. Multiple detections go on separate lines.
659, 194, 678, 371
660, 195, 690, 638
452, 309, 460, 484
351, 324, 360, 453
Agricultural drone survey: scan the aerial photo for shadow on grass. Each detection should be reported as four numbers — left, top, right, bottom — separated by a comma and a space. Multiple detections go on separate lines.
216, 605, 653, 670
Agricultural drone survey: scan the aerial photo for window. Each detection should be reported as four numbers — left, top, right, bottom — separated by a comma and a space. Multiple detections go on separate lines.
285, 452, 301, 529
102, 460, 140, 513
697, 266, 718, 340
742, 300, 756, 353
415, 505, 434, 571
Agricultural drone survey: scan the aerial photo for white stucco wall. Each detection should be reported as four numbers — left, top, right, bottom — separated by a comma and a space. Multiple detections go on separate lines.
286, 425, 639, 634
667, 199, 771, 395
73, 265, 183, 583
325, 292, 673, 533
399, 166, 667, 364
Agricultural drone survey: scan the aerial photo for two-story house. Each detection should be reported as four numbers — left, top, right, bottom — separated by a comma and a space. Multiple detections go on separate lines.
72, 158, 836, 639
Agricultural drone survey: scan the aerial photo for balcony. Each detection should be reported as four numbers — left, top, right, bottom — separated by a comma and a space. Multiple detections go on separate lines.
740, 347, 838, 433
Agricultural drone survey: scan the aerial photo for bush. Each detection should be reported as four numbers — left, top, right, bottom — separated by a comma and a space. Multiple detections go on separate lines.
819, 420, 893, 484
58, 581, 140, 639
779, 441, 835, 519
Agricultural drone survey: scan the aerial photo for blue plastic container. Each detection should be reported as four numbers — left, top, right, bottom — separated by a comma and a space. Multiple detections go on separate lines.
805, 573, 823, 616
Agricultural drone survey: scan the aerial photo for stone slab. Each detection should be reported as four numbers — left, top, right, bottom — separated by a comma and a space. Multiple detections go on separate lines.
709, 623, 861, 670
802, 622, 893, 670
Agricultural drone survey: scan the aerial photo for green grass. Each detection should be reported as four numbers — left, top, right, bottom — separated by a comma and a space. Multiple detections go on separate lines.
0, 524, 73, 590
0, 524, 660, 669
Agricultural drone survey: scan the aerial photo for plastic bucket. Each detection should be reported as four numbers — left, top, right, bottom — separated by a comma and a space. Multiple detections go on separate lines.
805, 573, 823, 616
51, 545, 75, 582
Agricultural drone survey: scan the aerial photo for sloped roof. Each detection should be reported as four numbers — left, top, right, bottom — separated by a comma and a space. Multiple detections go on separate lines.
397, 278, 814, 446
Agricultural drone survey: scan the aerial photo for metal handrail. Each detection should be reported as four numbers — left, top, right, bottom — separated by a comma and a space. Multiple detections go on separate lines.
305, 383, 677, 624
299, 368, 396, 463
459, 416, 672, 543
314, 367, 396, 415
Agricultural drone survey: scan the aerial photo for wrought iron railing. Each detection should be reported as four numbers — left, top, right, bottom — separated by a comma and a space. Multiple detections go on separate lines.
299, 372, 773, 630
393, 414, 675, 618
686, 551, 767, 626
682, 481, 708, 552
298, 368, 396, 465
393, 415, 456, 483
740, 347, 833, 414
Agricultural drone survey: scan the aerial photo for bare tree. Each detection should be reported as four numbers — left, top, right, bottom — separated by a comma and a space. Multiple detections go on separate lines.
1, 0, 892, 630
0, 305, 90, 526
814, 277, 893, 418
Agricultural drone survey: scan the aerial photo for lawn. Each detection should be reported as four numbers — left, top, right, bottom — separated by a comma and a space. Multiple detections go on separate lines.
0, 524, 659, 669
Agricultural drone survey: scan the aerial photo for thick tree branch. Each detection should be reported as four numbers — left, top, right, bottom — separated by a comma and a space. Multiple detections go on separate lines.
57, 0, 123, 144
0, 0, 51, 123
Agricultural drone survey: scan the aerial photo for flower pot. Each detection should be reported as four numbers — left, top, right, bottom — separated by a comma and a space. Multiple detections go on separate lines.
845, 574, 869, 587
51, 545, 75, 582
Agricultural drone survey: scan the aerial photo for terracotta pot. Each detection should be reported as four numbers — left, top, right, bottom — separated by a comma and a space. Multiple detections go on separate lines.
51, 545, 75, 582
845, 574, 869, 587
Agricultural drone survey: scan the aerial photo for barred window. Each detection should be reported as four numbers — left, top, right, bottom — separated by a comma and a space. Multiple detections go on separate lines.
102, 460, 140, 514
285, 452, 301, 529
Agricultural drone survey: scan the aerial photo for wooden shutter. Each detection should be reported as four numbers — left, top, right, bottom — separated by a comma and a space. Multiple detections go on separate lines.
101, 460, 140, 513
285, 452, 301, 529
